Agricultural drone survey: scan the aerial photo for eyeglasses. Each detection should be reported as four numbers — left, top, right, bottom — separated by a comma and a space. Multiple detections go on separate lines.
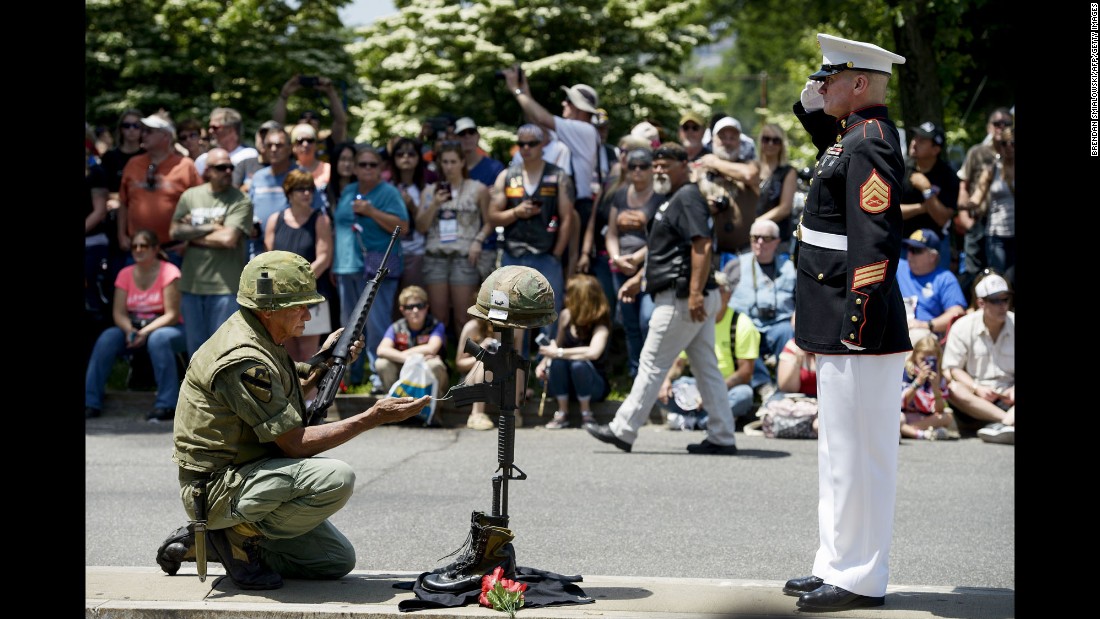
179, 132, 201, 141
209, 163, 235, 172
146, 163, 157, 189
295, 138, 316, 146
516, 140, 540, 148
131, 243, 153, 250
761, 136, 782, 144
983, 295, 1010, 306
290, 186, 315, 194
357, 161, 381, 168
265, 142, 288, 150
907, 246, 928, 255
991, 120, 1012, 128
750, 235, 777, 243
457, 130, 477, 137
402, 302, 427, 311
681, 123, 702, 132
627, 163, 651, 171
120, 122, 142, 130
395, 151, 418, 158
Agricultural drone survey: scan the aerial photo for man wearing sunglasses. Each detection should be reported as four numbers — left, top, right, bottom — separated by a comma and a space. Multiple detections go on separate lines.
169, 148, 254, 358
194, 107, 259, 178
248, 127, 326, 260
942, 273, 1014, 444
896, 228, 967, 347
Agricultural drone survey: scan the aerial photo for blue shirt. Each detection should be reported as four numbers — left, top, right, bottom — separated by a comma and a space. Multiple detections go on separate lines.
897, 260, 967, 321
332, 181, 408, 275
247, 164, 325, 258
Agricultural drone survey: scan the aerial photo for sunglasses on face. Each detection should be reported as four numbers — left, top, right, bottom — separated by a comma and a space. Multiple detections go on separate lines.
357, 161, 381, 168
395, 151, 418, 158
681, 123, 702, 132
265, 142, 288, 150
131, 243, 154, 250
120, 122, 142, 130
750, 235, 777, 243
761, 136, 782, 144
295, 138, 316, 146
290, 186, 314, 194
516, 140, 540, 148
991, 120, 1012, 128
402, 302, 427, 311
983, 296, 1010, 306
209, 163, 235, 172
627, 163, 651, 171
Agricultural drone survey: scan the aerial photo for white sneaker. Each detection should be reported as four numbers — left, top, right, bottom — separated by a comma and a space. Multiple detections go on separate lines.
666, 412, 686, 431
545, 411, 569, 429
466, 410, 496, 431
977, 423, 1014, 444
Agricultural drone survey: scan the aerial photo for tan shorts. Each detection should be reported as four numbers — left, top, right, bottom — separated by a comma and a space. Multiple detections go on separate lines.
422, 252, 483, 286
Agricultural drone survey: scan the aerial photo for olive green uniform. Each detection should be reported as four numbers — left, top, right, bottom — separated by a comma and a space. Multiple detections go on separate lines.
172, 308, 356, 579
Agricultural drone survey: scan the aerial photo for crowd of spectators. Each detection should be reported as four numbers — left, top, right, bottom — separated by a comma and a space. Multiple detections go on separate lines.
84, 76, 1014, 443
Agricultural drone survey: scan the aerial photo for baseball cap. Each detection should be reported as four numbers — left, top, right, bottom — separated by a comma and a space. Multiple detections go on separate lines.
454, 117, 478, 134
809, 33, 906, 80
974, 274, 1009, 299
592, 107, 609, 127
712, 116, 742, 136
912, 121, 945, 146
140, 115, 175, 137
560, 84, 599, 114
679, 111, 705, 127
630, 121, 660, 147
625, 148, 653, 165
901, 228, 941, 251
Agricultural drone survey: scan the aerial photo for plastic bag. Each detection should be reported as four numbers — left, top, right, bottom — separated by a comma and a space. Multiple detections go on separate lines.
386, 353, 438, 425
760, 395, 818, 439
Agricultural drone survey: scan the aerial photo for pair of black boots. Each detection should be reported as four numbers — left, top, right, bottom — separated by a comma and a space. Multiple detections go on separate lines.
156, 522, 282, 590
421, 510, 517, 593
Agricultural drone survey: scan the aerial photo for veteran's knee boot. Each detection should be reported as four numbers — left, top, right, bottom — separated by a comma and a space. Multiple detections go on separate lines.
422, 512, 516, 593
156, 523, 221, 575
207, 522, 284, 590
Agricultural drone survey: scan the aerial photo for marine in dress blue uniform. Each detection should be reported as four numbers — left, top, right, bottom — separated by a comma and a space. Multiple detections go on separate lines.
783, 33, 912, 612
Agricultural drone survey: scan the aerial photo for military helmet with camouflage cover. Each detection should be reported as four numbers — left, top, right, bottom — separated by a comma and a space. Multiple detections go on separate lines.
237, 250, 326, 310
468, 265, 557, 328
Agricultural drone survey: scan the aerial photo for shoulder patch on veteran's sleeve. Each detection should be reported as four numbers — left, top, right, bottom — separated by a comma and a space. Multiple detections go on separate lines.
241, 364, 273, 403
859, 169, 891, 213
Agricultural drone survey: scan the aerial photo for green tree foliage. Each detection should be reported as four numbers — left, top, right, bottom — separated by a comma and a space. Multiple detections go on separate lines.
85, 0, 359, 137
349, 0, 719, 158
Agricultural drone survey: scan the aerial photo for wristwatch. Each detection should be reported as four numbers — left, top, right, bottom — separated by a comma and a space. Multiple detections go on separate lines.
514, 88, 524, 97
922, 186, 940, 200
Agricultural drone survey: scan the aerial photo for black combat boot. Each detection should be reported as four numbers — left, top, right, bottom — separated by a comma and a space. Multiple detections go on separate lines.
156, 523, 220, 575
207, 522, 284, 590
421, 511, 516, 593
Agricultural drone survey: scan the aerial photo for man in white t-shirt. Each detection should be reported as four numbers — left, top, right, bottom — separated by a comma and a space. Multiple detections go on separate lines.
195, 107, 259, 177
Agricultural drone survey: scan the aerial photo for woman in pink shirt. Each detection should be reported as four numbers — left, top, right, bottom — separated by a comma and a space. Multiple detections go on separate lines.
85, 229, 186, 421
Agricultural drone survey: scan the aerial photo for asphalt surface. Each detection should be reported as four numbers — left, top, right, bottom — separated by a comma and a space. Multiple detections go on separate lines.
86, 403, 1014, 592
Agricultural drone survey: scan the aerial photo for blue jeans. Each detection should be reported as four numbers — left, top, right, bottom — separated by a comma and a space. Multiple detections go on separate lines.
591, 253, 617, 328
662, 376, 755, 426
547, 358, 609, 403
613, 270, 653, 378
502, 252, 564, 341
752, 320, 795, 389
336, 272, 398, 386
985, 235, 1016, 277
85, 324, 187, 410
181, 293, 239, 358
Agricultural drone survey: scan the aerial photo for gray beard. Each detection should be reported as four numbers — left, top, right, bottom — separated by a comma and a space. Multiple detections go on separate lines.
653, 175, 672, 194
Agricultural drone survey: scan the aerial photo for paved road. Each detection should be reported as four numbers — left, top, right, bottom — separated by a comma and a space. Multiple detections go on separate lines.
85, 413, 1014, 590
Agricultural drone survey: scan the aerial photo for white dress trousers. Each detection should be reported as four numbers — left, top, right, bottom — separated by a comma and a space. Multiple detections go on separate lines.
812, 352, 906, 597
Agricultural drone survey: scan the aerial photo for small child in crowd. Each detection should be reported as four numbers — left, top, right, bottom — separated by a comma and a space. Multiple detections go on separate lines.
900, 334, 959, 440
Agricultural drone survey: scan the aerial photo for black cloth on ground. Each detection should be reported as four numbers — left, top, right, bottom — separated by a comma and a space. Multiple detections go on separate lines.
394, 565, 594, 612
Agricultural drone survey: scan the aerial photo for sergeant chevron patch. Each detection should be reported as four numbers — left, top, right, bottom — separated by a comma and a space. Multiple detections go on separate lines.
852, 260, 888, 288
859, 170, 890, 213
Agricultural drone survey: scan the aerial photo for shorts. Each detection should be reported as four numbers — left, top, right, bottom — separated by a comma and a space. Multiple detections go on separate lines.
422, 252, 482, 286
903, 411, 935, 425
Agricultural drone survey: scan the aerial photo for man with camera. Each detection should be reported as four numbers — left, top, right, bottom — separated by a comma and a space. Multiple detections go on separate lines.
273, 75, 348, 164
729, 219, 797, 400
693, 116, 760, 255
585, 142, 739, 456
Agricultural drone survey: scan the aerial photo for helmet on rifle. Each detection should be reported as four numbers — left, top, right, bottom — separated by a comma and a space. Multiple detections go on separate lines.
468, 265, 557, 329
237, 250, 325, 310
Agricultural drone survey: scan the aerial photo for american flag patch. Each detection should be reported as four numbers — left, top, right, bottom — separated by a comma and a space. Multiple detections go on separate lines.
852, 260, 888, 288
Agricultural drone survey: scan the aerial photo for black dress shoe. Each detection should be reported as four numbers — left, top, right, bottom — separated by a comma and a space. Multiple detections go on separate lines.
782, 574, 823, 596
686, 439, 738, 455
796, 584, 884, 611
584, 423, 632, 453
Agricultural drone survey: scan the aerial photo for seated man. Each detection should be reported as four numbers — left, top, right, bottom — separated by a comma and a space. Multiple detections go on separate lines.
659, 270, 760, 430
941, 273, 1015, 444
729, 219, 796, 400
375, 285, 449, 396
897, 228, 967, 346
